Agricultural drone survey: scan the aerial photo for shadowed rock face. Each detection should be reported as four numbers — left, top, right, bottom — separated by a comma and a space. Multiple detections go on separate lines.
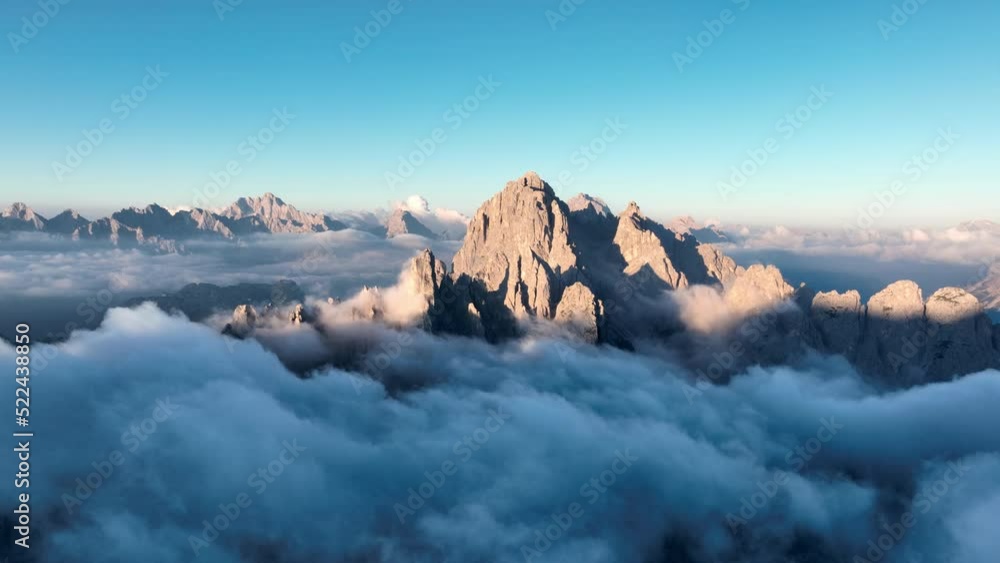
614, 202, 691, 289
806, 282, 999, 385
856, 280, 928, 383
811, 290, 864, 357
127, 280, 304, 322
923, 287, 996, 381
44, 209, 90, 234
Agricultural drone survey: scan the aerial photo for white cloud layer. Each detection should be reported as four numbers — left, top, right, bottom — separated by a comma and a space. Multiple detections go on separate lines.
1, 304, 997, 562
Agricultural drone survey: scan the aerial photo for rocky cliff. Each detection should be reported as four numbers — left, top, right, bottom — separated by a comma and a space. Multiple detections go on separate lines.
419, 172, 999, 386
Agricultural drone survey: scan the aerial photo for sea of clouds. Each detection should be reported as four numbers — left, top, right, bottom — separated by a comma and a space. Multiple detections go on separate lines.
712, 223, 1000, 302
1, 209, 998, 561
0, 230, 461, 342
1, 300, 997, 562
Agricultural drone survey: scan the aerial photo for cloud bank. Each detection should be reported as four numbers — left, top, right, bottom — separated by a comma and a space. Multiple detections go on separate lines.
1, 304, 997, 562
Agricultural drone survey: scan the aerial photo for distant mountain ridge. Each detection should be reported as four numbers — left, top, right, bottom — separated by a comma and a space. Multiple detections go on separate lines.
0, 192, 464, 251
969, 262, 1000, 311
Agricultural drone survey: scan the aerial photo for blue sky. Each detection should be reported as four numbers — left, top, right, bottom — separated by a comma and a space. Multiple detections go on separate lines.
1, 0, 997, 227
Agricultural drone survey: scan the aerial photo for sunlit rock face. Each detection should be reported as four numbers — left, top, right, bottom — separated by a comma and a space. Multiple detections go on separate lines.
219, 192, 347, 234
555, 282, 604, 344
452, 171, 579, 323
223, 304, 258, 339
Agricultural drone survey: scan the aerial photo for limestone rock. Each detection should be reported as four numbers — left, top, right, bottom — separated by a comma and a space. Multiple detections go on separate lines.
856, 281, 927, 382
44, 209, 90, 235
219, 193, 346, 234
567, 193, 613, 218
407, 249, 449, 329
223, 304, 258, 339
668, 215, 731, 244
386, 209, 439, 239
698, 244, 741, 288
867, 280, 925, 321
922, 287, 997, 381
613, 202, 689, 289
290, 304, 306, 324
555, 282, 604, 343
723, 264, 795, 317
72, 218, 140, 245
452, 171, 579, 322
0, 203, 46, 231
810, 290, 864, 358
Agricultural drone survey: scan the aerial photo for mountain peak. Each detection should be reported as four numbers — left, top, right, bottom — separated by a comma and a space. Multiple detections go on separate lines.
1, 202, 47, 230
518, 171, 546, 190
3, 202, 37, 219
567, 193, 612, 217
386, 208, 438, 239
45, 208, 90, 235
219, 193, 343, 234
453, 172, 577, 325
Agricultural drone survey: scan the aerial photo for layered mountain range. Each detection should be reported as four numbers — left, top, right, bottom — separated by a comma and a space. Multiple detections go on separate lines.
0, 193, 467, 251
134, 172, 1000, 388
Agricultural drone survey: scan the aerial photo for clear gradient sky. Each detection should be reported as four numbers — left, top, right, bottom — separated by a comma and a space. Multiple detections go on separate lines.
1, 0, 997, 227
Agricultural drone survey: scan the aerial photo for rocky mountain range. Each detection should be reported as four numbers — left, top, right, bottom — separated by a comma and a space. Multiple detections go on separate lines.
402, 173, 999, 387
129, 171, 998, 389
0, 193, 467, 251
